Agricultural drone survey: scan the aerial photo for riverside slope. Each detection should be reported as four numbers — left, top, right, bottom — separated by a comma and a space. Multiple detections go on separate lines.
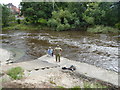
2, 54, 119, 87
39, 55, 119, 87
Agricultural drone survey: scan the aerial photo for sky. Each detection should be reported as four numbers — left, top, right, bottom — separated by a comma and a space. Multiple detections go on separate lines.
0, 0, 22, 7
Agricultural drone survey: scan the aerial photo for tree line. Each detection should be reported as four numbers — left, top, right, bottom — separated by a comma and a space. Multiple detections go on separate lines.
1, 2, 120, 32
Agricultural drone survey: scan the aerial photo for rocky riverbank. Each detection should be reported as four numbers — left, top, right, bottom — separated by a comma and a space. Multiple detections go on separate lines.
0, 48, 12, 65
0, 48, 119, 89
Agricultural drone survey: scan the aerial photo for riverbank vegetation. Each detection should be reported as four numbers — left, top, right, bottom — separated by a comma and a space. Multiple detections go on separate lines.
1, 2, 120, 33
7, 67, 24, 80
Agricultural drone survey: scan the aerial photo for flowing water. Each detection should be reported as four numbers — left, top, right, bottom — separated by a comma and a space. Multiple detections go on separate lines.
1, 29, 119, 72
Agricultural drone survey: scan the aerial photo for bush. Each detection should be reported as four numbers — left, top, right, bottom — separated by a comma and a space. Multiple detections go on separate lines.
17, 19, 21, 24
48, 9, 79, 31
56, 24, 65, 31
87, 25, 119, 33
56, 86, 65, 88
70, 86, 81, 90
64, 23, 70, 30
47, 19, 58, 28
115, 23, 120, 30
38, 18, 47, 25
7, 67, 24, 80
83, 15, 94, 25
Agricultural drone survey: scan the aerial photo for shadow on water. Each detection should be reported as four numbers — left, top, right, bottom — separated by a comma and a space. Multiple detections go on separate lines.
1, 29, 119, 72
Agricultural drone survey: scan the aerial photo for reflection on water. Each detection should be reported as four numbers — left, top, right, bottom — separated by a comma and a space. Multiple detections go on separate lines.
1, 30, 119, 72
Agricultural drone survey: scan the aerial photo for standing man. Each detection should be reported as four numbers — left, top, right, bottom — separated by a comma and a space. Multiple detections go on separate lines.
54, 45, 62, 62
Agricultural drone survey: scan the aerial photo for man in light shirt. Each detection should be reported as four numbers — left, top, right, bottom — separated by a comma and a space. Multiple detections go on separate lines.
54, 45, 62, 62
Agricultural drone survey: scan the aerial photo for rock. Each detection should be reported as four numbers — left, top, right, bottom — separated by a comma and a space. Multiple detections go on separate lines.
2, 74, 12, 82
8, 60, 14, 63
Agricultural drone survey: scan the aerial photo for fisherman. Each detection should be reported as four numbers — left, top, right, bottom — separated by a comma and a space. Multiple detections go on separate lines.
47, 47, 53, 56
54, 45, 62, 62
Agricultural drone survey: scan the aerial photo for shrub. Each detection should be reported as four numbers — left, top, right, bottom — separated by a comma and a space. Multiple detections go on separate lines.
83, 82, 91, 88
38, 18, 47, 25
48, 9, 79, 31
69, 86, 81, 90
56, 86, 65, 88
83, 15, 94, 25
93, 83, 107, 88
64, 23, 70, 30
83, 82, 107, 88
17, 19, 21, 24
115, 23, 120, 30
7, 67, 24, 80
87, 25, 119, 33
56, 24, 65, 31
47, 19, 58, 28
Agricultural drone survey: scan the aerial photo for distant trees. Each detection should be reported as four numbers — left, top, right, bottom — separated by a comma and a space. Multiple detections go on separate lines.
48, 9, 79, 31
1, 4, 10, 27
1, 4, 16, 27
20, 2, 53, 24
19, 2, 120, 31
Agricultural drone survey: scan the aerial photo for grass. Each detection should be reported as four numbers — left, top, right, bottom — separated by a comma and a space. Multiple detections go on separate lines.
56, 86, 65, 88
69, 86, 81, 90
93, 83, 107, 88
2, 24, 39, 30
83, 81, 107, 88
53, 81, 107, 89
87, 25, 119, 33
83, 82, 91, 88
7, 67, 24, 80
2, 23, 51, 31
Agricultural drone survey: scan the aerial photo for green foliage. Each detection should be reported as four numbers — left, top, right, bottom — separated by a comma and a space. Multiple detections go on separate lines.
101, 2, 119, 26
56, 24, 65, 31
23, 17, 31, 25
93, 83, 107, 88
1, 4, 16, 27
20, 2, 53, 24
82, 2, 106, 25
7, 2, 119, 32
115, 23, 120, 30
83, 82, 91, 88
48, 9, 78, 31
38, 18, 47, 25
47, 19, 58, 28
56, 86, 65, 88
64, 23, 70, 30
25, 8, 34, 16
83, 15, 94, 25
69, 86, 81, 90
2, 4, 10, 27
7, 67, 24, 80
17, 19, 21, 24
72, 86, 81, 88
83, 82, 107, 88
2, 24, 45, 30
87, 25, 119, 33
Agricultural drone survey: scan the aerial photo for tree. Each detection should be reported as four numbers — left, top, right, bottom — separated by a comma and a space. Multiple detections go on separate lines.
100, 2, 119, 26
20, 2, 53, 24
2, 4, 11, 27
48, 9, 79, 31
82, 2, 106, 25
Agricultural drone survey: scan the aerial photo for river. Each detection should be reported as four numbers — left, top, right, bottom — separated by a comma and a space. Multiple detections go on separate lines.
0, 29, 119, 72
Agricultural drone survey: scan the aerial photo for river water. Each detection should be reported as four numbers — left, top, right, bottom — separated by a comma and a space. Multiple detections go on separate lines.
1, 29, 119, 72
